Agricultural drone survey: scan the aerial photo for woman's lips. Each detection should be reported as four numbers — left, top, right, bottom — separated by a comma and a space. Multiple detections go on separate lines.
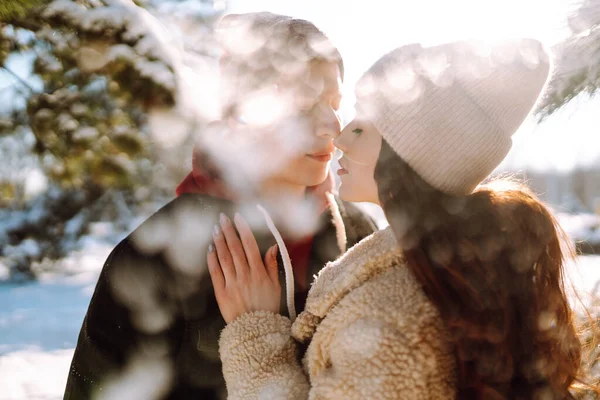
307, 153, 333, 162
338, 158, 349, 175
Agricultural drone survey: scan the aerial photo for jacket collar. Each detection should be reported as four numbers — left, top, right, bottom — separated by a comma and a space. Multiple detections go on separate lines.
292, 227, 403, 342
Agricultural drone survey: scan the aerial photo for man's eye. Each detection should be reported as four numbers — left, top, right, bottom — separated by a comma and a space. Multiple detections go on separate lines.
352, 128, 363, 136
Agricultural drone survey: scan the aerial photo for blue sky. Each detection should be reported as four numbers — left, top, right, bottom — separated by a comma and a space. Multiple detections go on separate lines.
229, 0, 600, 172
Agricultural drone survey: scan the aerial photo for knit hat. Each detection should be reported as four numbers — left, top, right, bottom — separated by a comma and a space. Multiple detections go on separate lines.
217, 12, 344, 118
357, 39, 551, 195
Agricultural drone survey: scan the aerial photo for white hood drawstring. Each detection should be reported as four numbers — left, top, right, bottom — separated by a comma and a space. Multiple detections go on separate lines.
256, 204, 297, 321
255, 194, 347, 322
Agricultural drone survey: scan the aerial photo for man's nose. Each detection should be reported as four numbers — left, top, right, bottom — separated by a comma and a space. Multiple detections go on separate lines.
313, 102, 341, 139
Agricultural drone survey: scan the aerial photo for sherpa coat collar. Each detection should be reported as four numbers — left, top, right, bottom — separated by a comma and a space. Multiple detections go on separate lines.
292, 226, 402, 342
218, 227, 457, 399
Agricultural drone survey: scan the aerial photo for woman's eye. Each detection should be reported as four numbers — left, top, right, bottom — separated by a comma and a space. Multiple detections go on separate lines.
352, 128, 363, 136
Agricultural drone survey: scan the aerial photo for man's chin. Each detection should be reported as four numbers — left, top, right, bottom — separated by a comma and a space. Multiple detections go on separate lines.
307, 170, 331, 188
285, 167, 326, 187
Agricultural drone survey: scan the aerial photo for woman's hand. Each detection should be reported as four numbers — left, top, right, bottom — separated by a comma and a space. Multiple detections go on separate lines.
207, 212, 281, 324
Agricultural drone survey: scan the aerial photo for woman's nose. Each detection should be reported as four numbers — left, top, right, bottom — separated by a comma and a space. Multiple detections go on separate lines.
333, 127, 349, 152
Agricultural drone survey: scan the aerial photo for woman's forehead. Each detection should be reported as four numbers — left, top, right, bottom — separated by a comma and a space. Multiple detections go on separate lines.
353, 103, 368, 119
352, 96, 380, 121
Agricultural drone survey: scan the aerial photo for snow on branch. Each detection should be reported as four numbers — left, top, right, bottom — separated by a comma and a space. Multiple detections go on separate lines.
41, 0, 186, 97
536, 0, 600, 118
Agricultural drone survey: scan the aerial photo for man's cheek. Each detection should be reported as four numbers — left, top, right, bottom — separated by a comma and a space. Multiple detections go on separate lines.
278, 117, 314, 151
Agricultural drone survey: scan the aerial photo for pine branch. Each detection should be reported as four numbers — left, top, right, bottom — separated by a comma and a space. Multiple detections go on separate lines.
0, 0, 50, 22
0, 66, 38, 93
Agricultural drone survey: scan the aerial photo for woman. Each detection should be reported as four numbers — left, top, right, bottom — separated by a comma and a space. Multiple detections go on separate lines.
208, 39, 583, 399
64, 12, 376, 400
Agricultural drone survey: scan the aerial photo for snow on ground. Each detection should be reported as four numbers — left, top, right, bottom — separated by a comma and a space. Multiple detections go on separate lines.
0, 217, 598, 400
0, 349, 74, 400
0, 224, 123, 400
0, 280, 93, 355
558, 212, 600, 246
566, 255, 600, 312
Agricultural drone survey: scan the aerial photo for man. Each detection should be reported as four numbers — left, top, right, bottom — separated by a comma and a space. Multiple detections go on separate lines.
64, 12, 376, 399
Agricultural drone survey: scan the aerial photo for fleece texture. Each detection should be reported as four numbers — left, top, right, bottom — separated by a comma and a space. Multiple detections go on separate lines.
219, 227, 457, 399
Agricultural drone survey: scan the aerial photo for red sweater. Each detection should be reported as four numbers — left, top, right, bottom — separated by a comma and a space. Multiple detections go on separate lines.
176, 153, 333, 291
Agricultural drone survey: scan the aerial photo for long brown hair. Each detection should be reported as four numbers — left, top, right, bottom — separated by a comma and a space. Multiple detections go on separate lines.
375, 140, 582, 399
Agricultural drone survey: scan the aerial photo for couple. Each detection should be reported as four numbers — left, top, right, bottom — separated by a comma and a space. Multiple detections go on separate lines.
65, 12, 582, 400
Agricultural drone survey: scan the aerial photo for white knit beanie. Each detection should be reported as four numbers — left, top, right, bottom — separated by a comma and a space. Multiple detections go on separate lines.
357, 39, 551, 195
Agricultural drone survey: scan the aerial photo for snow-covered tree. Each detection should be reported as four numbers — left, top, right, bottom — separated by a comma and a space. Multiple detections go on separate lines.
0, 0, 225, 279
536, 0, 600, 118
2, 0, 219, 191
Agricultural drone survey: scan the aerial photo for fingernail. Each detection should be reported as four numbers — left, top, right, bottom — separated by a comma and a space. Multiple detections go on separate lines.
220, 213, 231, 226
213, 224, 220, 236
234, 212, 244, 225
208, 243, 215, 253
272, 244, 278, 258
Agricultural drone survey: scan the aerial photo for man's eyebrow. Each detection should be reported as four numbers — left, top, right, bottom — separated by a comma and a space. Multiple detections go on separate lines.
328, 89, 342, 99
323, 90, 342, 108
321, 83, 341, 96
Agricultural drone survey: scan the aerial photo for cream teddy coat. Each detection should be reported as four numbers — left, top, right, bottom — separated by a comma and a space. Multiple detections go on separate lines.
218, 227, 457, 399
